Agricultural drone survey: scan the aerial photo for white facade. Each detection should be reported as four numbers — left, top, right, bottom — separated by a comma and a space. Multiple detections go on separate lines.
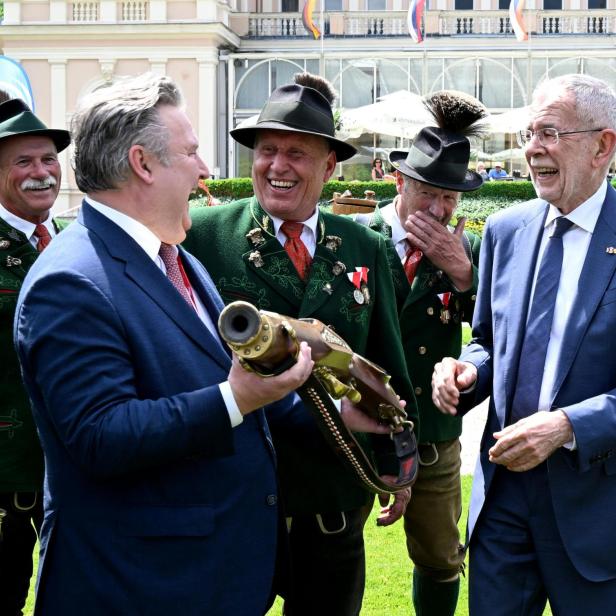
1, 0, 615, 209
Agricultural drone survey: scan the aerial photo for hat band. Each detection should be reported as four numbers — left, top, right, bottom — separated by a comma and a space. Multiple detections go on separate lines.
407, 146, 469, 182
257, 100, 334, 138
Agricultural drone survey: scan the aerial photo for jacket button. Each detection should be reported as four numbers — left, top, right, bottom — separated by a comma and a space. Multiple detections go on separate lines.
418, 346, 427, 355
427, 307, 434, 316
414, 386, 422, 395
266, 494, 277, 506
471, 295, 476, 301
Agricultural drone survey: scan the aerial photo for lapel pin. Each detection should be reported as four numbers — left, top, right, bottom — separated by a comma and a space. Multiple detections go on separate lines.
6, 256, 22, 267
0, 239, 10, 250
7, 229, 21, 242
606, 247, 616, 254
361, 284, 371, 305
325, 235, 342, 252
332, 261, 346, 276
322, 283, 333, 295
248, 251, 264, 268
246, 228, 266, 247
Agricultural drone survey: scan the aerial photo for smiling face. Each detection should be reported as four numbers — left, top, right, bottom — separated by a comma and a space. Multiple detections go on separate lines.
252, 129, 337, 222
396, 174, 460, 227
525, 88, 604, 213
148, 105, 209, 243
0, 135, 61, 224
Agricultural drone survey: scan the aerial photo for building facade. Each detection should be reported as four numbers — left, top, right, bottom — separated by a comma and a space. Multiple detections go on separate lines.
1, 0, 614, 210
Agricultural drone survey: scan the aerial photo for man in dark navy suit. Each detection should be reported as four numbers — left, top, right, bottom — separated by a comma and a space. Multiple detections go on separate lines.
13, 73, 339, 616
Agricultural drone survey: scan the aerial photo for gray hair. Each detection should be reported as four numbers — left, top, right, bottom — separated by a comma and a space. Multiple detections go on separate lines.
532, 74, 616, 132
71, 73, 183, 193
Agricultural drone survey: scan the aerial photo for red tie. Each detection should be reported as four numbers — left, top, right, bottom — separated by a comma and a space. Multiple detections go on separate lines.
159, 243, 195, 309
281, 221, 312, 281
33, 224, 52, 252
403, 243, 423, 284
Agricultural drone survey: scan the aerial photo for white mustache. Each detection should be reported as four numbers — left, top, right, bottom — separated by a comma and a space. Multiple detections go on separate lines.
21, 177, 57, 190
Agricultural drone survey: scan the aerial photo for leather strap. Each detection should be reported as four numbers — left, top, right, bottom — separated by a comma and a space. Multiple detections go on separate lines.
297, 374, 418, 495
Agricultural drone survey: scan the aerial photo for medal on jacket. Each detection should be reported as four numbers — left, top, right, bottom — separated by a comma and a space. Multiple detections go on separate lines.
439, 292, 451, 324
348, 267, 369, 305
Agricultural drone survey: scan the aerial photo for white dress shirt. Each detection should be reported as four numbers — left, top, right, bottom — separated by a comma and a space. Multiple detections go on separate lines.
530, 182, 606, 415
0, 203, 56, 249
272, 208, 320, 255
85, 197, 243, 427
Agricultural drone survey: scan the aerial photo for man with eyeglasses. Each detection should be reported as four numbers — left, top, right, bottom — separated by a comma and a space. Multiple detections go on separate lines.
432, 73, 616, 615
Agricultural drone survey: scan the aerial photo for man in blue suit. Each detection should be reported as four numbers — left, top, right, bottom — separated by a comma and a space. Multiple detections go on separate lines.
432, 74, 616, 614
13, 73, 324, 616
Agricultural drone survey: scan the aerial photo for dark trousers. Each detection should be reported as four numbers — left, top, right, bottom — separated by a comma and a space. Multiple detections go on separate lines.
283, 508, 366, 616
470, 464, 616, 616
0, 492, 43, 616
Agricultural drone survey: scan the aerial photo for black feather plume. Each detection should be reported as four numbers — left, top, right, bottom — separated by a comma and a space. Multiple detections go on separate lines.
294, 72, 336, 106
424, 90, 487, 138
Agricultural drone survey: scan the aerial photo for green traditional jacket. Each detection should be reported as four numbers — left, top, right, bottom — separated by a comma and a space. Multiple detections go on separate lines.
184, 197, 416, 514
0, 216, 69, 492
361, 203, 481, 444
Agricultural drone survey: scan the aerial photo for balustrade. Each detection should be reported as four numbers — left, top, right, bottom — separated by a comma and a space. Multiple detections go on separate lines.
71, 2, 100, 22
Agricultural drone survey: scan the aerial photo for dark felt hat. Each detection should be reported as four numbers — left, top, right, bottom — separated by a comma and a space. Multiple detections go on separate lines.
0, 99, 70, 152
389, 126, 482, 192
231, 83, 357, 162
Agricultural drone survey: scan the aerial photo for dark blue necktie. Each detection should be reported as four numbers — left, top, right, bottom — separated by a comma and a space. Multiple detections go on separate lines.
510, 216, 574, 423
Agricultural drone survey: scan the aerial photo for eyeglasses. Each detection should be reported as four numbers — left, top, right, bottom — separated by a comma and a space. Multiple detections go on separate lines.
517, 127, 604, 147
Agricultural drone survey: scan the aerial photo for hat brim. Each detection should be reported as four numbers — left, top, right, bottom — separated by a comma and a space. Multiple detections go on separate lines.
231, 122, 357, 162
389, 149, 483, 192
0, 128, 71, 153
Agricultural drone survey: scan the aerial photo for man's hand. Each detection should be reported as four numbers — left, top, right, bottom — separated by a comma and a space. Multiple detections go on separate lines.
229, 341, 314, 414
340, 398, 404, 434
432, 357, 477, 415
405, 211, 473, 291
489, 410, 574, 472
374, 475, 411, 526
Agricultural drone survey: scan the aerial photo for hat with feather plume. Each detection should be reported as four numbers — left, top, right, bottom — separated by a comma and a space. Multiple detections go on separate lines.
389, 90, 487, 192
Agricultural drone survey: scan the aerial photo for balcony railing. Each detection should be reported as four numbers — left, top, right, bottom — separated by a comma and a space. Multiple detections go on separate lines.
70, 1, 149, 22
245, 9, 615, 39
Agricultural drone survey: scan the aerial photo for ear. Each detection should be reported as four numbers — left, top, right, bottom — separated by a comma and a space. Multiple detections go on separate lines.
323, 150, 337, 182
395, 171, 404, 195
592, 129, 616, 170
127, 144, 155, 185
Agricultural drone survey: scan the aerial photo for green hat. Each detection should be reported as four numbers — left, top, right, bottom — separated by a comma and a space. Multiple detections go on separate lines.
0, 99, 70, 152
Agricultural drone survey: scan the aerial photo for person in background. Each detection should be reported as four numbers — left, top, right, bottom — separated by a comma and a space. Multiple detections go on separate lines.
371, 157, 386, 181
354, 90, 485, 616
432, 74, 616, 615
488, 162, 508, 179
476, 162, 489, 180
184, 72, 416, 616
0, 98, 70, 616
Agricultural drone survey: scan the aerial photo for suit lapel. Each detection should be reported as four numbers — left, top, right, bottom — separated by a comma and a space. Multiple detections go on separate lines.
80, 202, 230, 371
551, 186, 616, 402
0, 218, 37, 286
502, 201, 547, 424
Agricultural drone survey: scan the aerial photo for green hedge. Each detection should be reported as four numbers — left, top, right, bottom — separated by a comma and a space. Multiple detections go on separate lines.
195, 178, 616, 237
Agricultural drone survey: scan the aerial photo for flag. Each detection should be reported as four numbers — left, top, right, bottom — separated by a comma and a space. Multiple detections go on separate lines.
0, 56, 35, 110
407, 0, 426, 44
509, 0, 528, 42
302, 0, 321, 40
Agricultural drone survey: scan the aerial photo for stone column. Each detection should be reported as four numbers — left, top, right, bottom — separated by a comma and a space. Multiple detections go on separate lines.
49, 60, 70, 213
198, 52, 219, 173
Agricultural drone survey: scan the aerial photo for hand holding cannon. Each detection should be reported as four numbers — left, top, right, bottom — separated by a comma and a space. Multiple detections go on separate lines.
218, 301, 418, 494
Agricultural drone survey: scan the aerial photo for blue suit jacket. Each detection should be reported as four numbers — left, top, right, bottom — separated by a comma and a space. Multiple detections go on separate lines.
14, 202, 297, 615
459, 182, 616, 583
